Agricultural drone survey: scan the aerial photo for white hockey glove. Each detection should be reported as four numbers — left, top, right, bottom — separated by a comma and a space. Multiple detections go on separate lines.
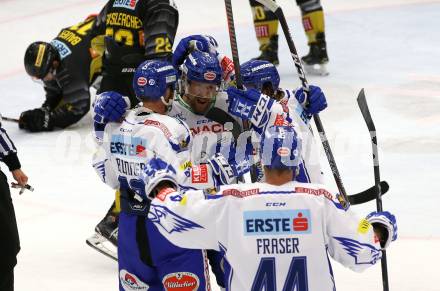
366, 211, 398, 249
140, 157, 178, 201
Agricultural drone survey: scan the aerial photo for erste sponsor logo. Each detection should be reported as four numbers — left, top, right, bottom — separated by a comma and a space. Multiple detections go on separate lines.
244, 209, 311, 236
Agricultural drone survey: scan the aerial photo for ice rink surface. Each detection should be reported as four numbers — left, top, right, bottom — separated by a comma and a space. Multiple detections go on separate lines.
0, 0, 439, 290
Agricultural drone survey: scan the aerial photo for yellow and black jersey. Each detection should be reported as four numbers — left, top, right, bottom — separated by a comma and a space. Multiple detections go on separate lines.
42, 15, 105, 129
97, 0, 179, 60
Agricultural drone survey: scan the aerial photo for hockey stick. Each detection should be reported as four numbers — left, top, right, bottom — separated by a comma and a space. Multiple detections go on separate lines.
357, 88, 390, 291
347, 180, 388, 205
224, 0, 258, 182
254, 0, 350, 203
1, 116, 19, 123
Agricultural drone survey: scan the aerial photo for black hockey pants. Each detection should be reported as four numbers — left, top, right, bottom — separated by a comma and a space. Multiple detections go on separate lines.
0, 170, 20, 291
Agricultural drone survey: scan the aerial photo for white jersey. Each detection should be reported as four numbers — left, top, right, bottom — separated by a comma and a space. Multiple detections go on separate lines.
93, 107, 217, 191
169, 92, 242, 164
149, 181, 382, 291
265, 88, 325, 184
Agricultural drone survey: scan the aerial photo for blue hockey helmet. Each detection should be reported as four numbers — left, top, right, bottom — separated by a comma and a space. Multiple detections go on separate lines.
182, 50, 222, 85
260, 125, 302, 170
133, 60, 177, 102
241, 59, 280, 92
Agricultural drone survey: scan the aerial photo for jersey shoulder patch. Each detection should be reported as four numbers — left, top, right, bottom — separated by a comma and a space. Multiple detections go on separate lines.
149, 204, 203, 234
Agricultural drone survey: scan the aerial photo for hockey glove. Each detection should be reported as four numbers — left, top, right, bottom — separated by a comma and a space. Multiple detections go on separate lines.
294, 85, 327, 116
93, 91, 130, 124
366, 211, 398, 249
208, 142, 252, 185
19, 107, 53, 132
141, 157, 178, 201
226, 87, 274, 128
172, 35, 218, 69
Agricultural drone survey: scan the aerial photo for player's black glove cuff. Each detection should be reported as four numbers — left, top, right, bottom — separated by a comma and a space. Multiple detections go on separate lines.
2, 153, 21, 171
19, 107, 53, 132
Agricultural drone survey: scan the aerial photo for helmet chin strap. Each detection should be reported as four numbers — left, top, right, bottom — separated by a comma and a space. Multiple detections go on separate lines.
161, 96, 173, 112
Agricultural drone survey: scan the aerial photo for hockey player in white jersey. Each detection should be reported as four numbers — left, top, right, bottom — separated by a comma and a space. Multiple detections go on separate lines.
140, 125, 398, 291
92, 59, 250, 290
226, 59, 327, 183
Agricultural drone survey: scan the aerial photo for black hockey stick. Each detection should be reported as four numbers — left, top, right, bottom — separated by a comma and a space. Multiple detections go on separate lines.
1, 116, 19, 123
347, 180, 388, 205
254, 0, 350, 202
224, 0, 258, 182
357, 88, 390, 291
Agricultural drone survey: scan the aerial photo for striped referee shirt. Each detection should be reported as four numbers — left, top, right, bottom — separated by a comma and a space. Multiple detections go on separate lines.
0, 115, 21, 171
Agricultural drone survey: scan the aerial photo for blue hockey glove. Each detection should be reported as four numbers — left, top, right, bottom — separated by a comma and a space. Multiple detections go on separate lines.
141, 157, 178, 200
208, 141, 251, 185
93, 91, 130, 124
226, 87, 274, 128
294, 85, 327, 116
366, 211, 397, 249
172, 35, 219, 69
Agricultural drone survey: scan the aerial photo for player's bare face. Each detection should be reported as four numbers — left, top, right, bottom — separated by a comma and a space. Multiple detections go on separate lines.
185, 81, 218, 114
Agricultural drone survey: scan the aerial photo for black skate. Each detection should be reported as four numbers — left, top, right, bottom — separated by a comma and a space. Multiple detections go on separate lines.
86, 205, 119, 261
254, 35, 279, 65
301, 32, 329, 76
94, 211, 119, 246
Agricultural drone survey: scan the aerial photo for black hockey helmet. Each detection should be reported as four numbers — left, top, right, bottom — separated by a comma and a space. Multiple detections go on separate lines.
24, 41, 59, 79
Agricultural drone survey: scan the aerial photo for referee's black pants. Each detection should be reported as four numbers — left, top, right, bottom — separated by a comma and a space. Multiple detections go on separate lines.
0, 170, 20, 291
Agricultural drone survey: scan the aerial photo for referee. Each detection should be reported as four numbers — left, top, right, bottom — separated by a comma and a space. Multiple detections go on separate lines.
0, 114, 29, 291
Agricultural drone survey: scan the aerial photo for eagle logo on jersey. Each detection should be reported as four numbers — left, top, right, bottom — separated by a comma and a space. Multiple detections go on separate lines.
149, 204, 203, 234
333, 236, 382, 265
92, 160, 107, 183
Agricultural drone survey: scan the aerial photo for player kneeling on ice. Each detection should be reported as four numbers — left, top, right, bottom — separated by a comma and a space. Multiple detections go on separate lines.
140, 125, 398, 291
92, 59, 250, 290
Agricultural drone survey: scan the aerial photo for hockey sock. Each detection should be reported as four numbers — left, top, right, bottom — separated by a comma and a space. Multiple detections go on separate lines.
301, 9, 325, 44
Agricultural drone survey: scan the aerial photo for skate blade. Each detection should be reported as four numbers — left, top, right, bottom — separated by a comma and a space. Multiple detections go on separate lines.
304, 63, 329, 76
86, 233, 118, 261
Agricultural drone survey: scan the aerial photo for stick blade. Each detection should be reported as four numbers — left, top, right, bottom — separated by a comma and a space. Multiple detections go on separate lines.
357, 88, 376, 132
348, 180, 390, 205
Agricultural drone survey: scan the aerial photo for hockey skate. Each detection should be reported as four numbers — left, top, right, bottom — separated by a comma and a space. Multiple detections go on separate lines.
86, 207, 119, 261
301, 32, 329, 76
254, 35, 279, 65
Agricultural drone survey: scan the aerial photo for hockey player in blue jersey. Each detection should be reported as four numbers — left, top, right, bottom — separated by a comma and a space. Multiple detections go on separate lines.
139, 125, 398, 291
92, 59, 250, 290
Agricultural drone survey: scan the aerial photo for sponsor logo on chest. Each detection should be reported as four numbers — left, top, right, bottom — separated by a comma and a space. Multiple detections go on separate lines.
190, 123, 225, 135
244, 209, 311, 236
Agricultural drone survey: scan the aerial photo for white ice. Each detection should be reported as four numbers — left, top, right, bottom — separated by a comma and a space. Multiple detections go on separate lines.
0, 0, 439, 290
